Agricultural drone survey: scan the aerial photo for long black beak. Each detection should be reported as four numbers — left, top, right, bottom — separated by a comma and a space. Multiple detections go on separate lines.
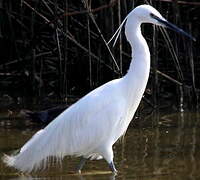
150, 13, 196, 41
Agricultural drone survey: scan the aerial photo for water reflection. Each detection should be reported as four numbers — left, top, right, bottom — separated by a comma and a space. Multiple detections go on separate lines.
9, 174, 116, 180
1, 110, 200, 180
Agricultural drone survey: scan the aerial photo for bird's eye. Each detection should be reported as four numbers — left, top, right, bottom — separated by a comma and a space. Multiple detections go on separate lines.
150, 13, 157, 19
150, 13, 160, 21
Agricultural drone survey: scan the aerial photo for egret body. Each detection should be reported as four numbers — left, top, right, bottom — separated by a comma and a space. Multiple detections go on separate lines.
2, 5, 194, 173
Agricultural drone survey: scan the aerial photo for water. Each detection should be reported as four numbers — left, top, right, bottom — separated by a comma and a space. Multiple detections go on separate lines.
0, 110, 200, 180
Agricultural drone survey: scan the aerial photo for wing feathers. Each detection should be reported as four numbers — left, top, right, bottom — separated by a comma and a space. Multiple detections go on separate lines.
3, 79, 125, 172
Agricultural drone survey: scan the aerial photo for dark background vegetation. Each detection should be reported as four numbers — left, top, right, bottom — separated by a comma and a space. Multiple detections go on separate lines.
0, 0, 199, 112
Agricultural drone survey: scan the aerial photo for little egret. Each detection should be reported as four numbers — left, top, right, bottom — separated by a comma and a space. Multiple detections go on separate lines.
2, 5, 195, 174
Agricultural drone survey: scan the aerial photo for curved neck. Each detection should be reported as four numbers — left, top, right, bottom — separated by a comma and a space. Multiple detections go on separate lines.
124, 16, 150, 86
120, 16, 151, 109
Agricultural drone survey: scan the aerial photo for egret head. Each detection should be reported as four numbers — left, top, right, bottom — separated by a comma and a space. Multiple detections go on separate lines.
132, 5, 164, 25
108, 4, 195, 46
133, 5, 195, 41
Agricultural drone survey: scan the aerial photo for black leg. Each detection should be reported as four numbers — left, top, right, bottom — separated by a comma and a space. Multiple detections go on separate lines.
76, 157, 87, 174
109, 161, 118, 174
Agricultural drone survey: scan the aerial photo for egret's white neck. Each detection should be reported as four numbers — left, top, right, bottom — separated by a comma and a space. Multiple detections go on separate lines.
123, 16, 150, 90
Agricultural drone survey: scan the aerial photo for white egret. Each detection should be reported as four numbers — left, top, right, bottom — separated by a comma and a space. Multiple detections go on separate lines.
2, 5, 195, 174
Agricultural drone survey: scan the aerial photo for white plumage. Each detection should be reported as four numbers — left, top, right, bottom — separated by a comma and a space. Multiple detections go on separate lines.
2, 4, 194, 173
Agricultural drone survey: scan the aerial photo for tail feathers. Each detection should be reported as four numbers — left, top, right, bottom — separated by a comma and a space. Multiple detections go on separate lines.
2, 152, 36, 172
2, 128, 63, 172
2, 154, 15, 167
2, 154, 34, 172
2, 152, 63, 172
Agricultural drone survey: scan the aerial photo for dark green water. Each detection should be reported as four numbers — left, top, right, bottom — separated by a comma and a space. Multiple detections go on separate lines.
0, 110, 200, 180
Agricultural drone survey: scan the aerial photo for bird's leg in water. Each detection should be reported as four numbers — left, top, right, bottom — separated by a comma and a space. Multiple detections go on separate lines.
109, 161, 118, 174
76, 157, 87, 173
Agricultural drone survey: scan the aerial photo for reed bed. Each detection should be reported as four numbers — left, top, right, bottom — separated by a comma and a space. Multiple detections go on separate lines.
0, 0, 199, 110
